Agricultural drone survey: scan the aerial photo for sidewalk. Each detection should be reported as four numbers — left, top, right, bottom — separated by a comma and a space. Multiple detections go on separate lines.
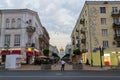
82, 64, 110, 71
6, 63, 110, 71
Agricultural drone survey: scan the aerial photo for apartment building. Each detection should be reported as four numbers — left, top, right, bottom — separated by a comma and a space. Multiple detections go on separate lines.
39, 26, 50, 50
71, 1, 120, 65
0, 9, 49, 64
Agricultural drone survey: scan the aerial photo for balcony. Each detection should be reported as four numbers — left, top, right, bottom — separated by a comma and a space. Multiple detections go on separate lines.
72, 41, 75, 45
76, 43, 80, 47
113, 23, 120, 29
114, 34, 120, 41
81, 29, 85, 34
76, 36, 79, 39
26, 26, 36, 33
111, 11, 120, 17
81, 39, 86, 43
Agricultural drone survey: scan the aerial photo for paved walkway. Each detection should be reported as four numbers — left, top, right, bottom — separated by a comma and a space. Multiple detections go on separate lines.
6, 63, 110, 71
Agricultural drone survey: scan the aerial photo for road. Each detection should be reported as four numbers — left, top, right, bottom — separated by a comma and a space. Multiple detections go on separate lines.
0, 70, 120, 80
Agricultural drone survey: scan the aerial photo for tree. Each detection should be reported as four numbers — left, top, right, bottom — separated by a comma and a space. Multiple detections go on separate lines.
43, 48, 49, 57
52, 53, 58, 57
73, 49, 81, 55
63, 54, 70, 58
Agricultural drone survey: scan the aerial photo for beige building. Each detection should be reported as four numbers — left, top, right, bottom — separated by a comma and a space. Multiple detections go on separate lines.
0, 9, 49, 64
71, 1, 120, 54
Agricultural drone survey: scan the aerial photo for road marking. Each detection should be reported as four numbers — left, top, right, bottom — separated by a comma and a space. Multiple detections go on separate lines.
0, 76, 120, 78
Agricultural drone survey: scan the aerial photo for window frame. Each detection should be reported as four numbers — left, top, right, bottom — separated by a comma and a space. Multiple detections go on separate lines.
100, 7, 106, 13
14, 34, 21, 46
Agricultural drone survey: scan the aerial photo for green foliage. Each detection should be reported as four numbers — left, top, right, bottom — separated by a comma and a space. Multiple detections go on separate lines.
73, 49, 81, 55
63, 54, 70, 58
43, 48, 49, 57
52, 53, 60, 59
42, 60, 49, 64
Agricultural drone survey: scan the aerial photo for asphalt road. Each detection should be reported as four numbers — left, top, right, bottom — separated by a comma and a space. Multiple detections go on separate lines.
0, 70, 120, 80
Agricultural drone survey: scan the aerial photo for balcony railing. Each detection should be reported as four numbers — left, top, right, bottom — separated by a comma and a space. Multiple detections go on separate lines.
113, 22, 120, 29
81, 39, 86, 43
114, 34, 120, 40
76, 44, 80, 47
111, 11, 120, 17
81, 29, 85, 34
26, 26, 36, 33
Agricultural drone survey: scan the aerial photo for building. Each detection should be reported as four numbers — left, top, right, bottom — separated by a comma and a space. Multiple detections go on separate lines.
39, 26, 50, 51
0, 9, 48, 64
71, 1, 120, 66
65, 44, 73, 61
0, 10, 1, 64
49, 44, 59, 57
59, 47, 65, 59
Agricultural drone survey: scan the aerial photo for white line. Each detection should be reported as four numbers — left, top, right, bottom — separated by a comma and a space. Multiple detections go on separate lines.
0, 76, 120, 78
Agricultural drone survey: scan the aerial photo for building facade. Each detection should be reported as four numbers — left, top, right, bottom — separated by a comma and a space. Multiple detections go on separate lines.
0, 9, 48, 64
71, 1, 120, 66
65, 44, 73, 61
49, 44, 59, 58
39, 26, 50, 51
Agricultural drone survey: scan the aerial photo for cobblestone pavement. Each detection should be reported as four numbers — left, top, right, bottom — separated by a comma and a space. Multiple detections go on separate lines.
6, 63, 110, 71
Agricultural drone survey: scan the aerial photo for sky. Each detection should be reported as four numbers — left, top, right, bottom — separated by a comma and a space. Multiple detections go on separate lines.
0, 0, 118, 50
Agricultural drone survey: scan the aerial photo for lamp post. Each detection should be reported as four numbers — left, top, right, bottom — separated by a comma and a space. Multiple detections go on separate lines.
99, 46, 104, 68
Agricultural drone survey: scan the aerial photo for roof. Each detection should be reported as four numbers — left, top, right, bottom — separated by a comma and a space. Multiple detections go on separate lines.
85, 1, 120, 5
0, 9, 37, 14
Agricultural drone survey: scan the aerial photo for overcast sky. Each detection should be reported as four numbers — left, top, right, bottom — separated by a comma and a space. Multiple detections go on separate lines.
0, 0, 117, 50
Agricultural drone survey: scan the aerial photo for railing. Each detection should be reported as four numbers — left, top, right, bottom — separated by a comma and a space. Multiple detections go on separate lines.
111, 11, 120, 17
114, 34, 120, 40
26, 26, 36, 33
81, 38, 86, 43
113, 22, 120, 29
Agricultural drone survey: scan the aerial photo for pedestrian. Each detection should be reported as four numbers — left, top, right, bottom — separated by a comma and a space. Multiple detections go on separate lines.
61, 59, 65, 71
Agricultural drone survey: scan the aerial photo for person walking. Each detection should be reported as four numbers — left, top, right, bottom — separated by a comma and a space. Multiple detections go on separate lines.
61, 59, 65, 71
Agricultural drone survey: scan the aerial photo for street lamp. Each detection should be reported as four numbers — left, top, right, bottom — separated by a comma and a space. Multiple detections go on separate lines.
99, 46, 104, 68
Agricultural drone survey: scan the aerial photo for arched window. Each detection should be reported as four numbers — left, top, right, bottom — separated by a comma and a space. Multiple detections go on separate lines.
6, 18, 10, 28
11, 18, 15, 28
17, 18, 21, 28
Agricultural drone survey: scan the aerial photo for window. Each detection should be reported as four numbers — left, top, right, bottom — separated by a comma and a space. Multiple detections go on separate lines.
101, 18, 106, 24
102, 29, 108, 36
11, 18, 15, 28
117, 41, 120, 47
103, 41, 109, 48
6, 18, 10, 28
112, 7, 118, 13
113, 18, 119, 23
14, 35, 20, 46
100, 7, 106, 13
4, 35, 10, 46
116, 30, 120, 36
17, 18, 21, 28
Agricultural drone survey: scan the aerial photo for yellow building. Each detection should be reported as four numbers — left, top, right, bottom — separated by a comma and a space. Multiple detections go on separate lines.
71, 1, 120, 66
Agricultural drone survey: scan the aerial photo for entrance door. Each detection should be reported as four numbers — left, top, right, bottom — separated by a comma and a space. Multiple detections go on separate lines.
2, 55, 6, 62
26, 56, 30, 64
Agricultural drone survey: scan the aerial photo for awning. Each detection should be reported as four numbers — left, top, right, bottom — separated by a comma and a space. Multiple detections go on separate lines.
11, 50, 21, 54
38, 56, 47, 58
36, 52, 42, 56
27, 52, 33, 56
0, 51, 11, 55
